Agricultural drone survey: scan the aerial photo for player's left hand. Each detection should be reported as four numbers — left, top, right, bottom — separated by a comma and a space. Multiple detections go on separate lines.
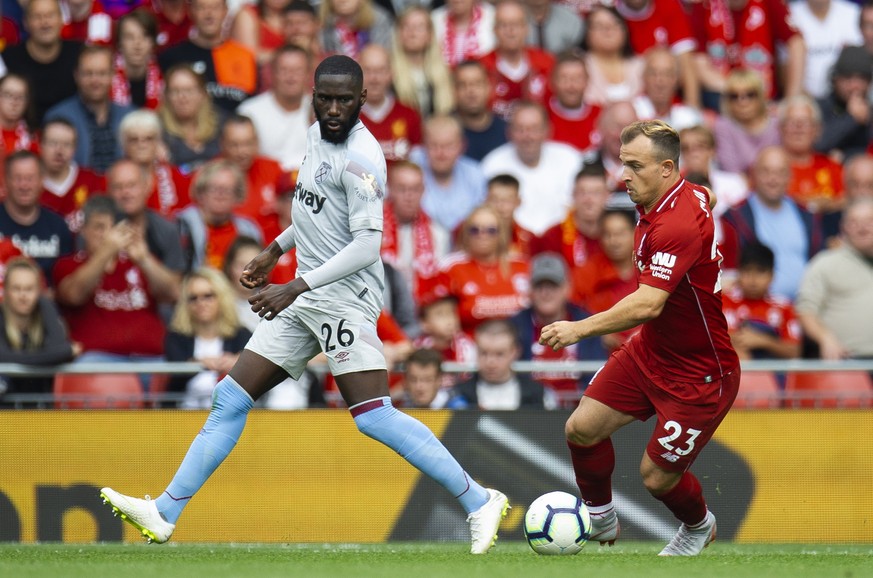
248, 278, 309, 320
539, 321, 582, 351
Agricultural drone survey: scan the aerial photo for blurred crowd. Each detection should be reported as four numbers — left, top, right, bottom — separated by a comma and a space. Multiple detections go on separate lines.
1, 0, 872, 410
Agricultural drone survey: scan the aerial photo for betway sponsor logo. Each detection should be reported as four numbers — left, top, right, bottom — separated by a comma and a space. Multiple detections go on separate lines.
649, 252, 676, 281
295, 182, 326, 214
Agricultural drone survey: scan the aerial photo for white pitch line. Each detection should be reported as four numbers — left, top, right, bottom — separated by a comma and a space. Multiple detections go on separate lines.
476, 415, 675, 541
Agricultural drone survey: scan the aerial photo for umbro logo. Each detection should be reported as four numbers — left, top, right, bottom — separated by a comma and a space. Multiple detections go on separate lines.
314, 161, 332, 184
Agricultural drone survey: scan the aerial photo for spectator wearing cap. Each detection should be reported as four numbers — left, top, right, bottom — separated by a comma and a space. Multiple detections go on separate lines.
815, 45, 873, 160
510, 253, 606, 408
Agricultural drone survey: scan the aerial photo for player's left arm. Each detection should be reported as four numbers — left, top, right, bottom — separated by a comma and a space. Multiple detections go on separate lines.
540, 284, 670, 350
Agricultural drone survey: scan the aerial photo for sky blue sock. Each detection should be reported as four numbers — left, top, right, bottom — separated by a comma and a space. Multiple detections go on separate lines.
351, 397, 489, 514
156, 376, 253, 524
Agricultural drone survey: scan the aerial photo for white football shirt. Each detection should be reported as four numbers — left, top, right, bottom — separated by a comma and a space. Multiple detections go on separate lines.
292, 121, 387, 316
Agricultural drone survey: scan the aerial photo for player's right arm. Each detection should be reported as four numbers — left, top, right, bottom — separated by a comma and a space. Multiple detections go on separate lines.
240, 225, 296, 289
540, 283, 670, 350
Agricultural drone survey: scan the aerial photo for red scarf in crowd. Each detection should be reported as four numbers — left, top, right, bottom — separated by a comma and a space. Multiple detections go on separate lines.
153, 162, 180, 215
703, 0, 778, 97
381, 206, 438, 298
560, 211, 590, 267
2, 120, 34, 153
335, 21, 367, 58
111, 53, 164, 110
442, 4, 482, 67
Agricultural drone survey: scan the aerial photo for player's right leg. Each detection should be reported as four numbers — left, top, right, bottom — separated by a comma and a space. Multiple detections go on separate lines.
565, 353, 648, 546
101, 330, 297, 543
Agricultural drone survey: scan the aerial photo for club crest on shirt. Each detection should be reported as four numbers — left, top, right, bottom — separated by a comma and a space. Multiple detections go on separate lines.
314, 161, 332, 184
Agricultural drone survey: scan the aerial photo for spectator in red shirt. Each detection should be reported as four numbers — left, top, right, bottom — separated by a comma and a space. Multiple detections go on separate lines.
0, 74, 39, 157
147, 0, 192, 53
176, 159, 263, 271
441, 205, 530, 335
581, 5, 644, 107
722, 242, 801, 360
54, 194, 167, 363
219, 114, 284, 241
119, 109, 190, 218
484, 174, 533, 259
359, 43, 422, 164
547, 51, 601, 155
532, 162, 610, 269
39, 119, 105, 234
570, 208, 639, 350
112, 9, 164, 110
690, 0, 806, 101
479, 0, 554, 120
230, 0, 288, 66
778, 94, 843, 215
60, 0, 113, 44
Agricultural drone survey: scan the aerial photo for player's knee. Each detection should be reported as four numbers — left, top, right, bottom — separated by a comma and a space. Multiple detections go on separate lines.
564, 415, 603, 446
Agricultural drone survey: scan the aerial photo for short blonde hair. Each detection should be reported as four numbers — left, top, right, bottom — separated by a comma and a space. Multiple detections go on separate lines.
722, 68, 767, 118
620, 120, 680, 165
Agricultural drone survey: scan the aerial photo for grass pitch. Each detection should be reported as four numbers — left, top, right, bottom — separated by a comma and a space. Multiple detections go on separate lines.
3, 542, 872, 578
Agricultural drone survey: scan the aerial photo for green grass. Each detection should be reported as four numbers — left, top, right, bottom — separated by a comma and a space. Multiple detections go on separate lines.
2, 542, 872, 578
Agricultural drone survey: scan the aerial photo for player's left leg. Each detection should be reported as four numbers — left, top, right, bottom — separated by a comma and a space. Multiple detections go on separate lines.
335, 370, 509, 554
641, 369, 741, 556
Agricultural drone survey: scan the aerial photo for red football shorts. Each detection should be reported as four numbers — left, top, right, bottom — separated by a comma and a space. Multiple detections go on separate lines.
584, 347, 740, 472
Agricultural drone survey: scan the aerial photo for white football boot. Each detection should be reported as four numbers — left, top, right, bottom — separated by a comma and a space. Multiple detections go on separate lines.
467, 489, 510, 554
658, 510, 717, 556
100, 487, 176, 544
588, 510, 621, 546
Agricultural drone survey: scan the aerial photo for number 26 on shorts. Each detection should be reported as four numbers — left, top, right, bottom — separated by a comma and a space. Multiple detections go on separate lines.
321, 319, 355, 352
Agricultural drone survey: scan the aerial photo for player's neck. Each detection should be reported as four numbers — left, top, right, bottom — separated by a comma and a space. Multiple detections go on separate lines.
642, 177, 681, 213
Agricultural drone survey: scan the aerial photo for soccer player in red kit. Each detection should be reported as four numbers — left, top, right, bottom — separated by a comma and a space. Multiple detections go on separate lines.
540, 120, 740, 557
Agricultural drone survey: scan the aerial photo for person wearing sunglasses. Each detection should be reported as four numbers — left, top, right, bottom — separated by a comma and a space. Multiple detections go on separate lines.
714, 68, 780, 174
164, 267, 253, 408
441, 205, 531, 335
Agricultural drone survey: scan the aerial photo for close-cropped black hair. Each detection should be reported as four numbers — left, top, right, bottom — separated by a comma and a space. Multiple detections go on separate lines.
739, 242, 775, 271
314, 55, 364, 88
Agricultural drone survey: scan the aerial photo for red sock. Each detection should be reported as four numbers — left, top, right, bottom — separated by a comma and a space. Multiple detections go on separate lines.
655, 471, 707, 526
567, 439, 614, 507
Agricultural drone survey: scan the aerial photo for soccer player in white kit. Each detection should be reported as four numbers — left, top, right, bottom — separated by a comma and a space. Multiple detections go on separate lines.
100, 56, 509, 554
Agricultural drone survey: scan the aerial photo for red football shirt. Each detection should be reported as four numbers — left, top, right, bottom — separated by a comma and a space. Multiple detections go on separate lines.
41, 166, 106, 233
54, 252, 165, 355
787, 154, 843, 211
147, 162, 191, 217
721, 287, 801, 343
360, 99, 422, 164
627, 179, 739, 383
237, 157, 284, 241
548, 100, 601, 153
479, 48, 555, 120
531, 214, 605, 268
617, 0, 697, 55
441, 255, 531, 335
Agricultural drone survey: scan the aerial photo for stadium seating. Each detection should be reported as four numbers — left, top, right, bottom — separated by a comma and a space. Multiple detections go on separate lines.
53, 373, 145, 409
784, 371, 873, 409
733, 371, 782, 409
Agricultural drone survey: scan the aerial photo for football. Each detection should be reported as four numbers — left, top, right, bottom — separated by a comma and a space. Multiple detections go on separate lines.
523, 491, 591, 555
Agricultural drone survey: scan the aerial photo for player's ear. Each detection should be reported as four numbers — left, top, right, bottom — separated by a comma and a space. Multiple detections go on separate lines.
661, 159, 675, 177
360, 88, 367, 107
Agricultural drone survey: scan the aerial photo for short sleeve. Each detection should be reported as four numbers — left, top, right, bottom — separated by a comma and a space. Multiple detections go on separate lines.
341, 151, 385, 233
638, 218, 702, 293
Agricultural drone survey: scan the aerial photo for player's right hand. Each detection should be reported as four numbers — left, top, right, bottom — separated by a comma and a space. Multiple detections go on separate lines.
240, 244, 282, 288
